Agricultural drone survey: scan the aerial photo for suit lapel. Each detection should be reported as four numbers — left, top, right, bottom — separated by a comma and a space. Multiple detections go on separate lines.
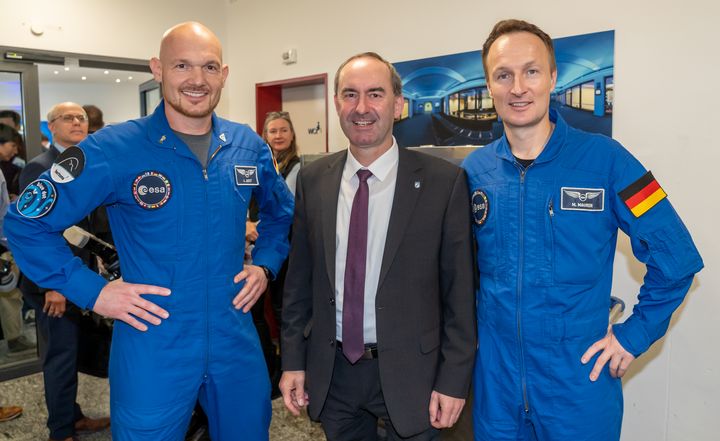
321, 151, 347, 294
378, 148, 423, 289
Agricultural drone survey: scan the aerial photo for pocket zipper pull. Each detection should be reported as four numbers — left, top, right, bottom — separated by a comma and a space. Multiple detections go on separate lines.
548, 200, 554, 217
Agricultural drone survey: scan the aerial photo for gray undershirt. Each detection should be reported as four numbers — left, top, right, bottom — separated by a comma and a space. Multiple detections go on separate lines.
173, 130, 212, 168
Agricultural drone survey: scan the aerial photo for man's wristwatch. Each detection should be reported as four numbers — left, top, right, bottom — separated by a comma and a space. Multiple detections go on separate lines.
258, 265, 272, 280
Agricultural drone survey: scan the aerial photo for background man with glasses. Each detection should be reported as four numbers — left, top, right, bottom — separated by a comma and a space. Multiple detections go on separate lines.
18, 102, 110, 441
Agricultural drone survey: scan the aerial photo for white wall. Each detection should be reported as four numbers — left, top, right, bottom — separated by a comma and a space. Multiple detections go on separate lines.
224, 1, 718, 440
39, 82, 142, 125
0, 0, 717, 439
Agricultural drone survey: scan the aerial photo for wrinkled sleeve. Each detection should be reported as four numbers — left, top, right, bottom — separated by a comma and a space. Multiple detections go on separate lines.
433, 167, 477, 398
280, 169, 312, 371
610, 148, 703, 357
250, 142, 294, 276
5, 139, 116, 309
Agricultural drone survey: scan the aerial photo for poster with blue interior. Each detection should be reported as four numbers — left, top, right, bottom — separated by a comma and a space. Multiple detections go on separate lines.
392, 30, 614, 147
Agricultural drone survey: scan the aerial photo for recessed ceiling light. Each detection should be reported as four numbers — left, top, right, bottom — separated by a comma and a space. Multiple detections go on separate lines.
128, 76, 133, 80
81, 76, 87, 80
103, 70, 109, 74
53, 70, 59, 75
64, 67, 70, 71
115, 78, 121, 83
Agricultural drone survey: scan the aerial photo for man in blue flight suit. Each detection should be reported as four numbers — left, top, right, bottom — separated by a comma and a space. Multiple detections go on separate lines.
462, 19, 703, 441
5, 22, 293, 441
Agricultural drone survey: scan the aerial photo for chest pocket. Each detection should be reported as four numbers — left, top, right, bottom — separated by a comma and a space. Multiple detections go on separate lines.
218, 158, 255, 239
107, 166, 182, 295
547, 182, 616, 284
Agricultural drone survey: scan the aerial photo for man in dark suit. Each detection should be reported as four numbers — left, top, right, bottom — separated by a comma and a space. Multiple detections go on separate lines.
280, 52, 476, 441
20, 102, 109, 441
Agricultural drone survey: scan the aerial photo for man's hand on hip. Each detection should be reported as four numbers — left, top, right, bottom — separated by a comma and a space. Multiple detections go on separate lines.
93, 279, 171, 331
581, 326, 636, 381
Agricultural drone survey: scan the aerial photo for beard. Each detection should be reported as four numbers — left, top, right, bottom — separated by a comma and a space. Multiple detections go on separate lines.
162, 83, 221, 119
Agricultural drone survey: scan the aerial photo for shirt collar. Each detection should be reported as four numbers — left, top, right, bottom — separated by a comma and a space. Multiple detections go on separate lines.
343, 137, 399, 183
52, 143, 68, 153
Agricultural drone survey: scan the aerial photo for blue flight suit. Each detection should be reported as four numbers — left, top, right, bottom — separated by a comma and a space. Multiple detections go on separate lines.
461, 110, 703, 441
5, 101, 294, 441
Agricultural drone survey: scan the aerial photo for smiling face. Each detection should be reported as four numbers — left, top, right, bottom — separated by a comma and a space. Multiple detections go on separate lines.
485, 31, 557, 134
48, 103, 88, 148
334, 56, 403, 159
150, 22, 228, 131
265, 118, 294, 154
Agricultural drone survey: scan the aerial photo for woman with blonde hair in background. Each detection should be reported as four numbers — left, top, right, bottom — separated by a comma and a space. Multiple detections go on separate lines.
248, 111, 301, 398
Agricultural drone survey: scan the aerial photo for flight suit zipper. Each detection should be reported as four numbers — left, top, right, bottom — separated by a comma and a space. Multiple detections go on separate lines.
202, 143, 225, 377
203, 145, 224, 181
516, 163, 532, 414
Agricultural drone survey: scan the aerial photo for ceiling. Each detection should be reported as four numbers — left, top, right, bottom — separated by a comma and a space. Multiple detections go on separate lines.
36, 63, 153, 85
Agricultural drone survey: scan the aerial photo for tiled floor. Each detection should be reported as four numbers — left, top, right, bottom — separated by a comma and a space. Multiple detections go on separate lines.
0, 373, 326, 440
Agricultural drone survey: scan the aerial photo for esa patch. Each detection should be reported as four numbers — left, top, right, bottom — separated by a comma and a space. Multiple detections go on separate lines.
619, 171, 667, 217
561, 187, 604, 211
132, 171, 172, 209
471, 189, 489, 226
235, 166, 259, 186
50, 146, 85, 183
17, 179, 57, 218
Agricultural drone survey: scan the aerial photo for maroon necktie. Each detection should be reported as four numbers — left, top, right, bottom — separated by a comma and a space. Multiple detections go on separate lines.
342, 169, 373, 363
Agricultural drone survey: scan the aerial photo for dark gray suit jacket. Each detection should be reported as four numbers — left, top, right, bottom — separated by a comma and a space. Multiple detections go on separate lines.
282, 147, 476, 437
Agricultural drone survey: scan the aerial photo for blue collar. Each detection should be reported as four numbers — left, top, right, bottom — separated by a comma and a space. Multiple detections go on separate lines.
495, 108, 568, 165
146, 100, 233, 152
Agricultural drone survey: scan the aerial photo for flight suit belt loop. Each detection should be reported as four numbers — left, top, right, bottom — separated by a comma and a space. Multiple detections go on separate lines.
336, 341, 379, 360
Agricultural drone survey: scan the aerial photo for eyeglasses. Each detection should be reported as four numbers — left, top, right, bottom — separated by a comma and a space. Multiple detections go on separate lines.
51, 114, 88, 123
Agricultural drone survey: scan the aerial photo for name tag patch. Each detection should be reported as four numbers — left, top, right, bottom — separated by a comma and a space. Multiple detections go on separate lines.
235, 166, 258, 186
132, 171, 172, 210
561, 187, 604, 211
17, 179, 57, 218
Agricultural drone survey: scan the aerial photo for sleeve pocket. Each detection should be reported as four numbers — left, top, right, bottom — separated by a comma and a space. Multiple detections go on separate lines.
641, 216, 703, 281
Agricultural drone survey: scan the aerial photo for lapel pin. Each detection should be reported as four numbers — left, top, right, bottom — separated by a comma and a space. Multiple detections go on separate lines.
159, 135, 166, 144
414, 181, 421, 189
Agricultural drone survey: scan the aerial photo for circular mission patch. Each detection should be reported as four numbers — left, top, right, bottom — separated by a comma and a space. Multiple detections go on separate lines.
472, 189, 489, 226
132, 171, 172, 209
17, 179, 57, 218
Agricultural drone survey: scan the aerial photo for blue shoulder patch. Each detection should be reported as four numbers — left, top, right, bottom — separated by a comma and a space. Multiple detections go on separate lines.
17, 179, 57, 218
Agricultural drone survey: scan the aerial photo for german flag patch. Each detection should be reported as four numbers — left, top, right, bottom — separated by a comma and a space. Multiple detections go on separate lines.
619, 171, 667, 217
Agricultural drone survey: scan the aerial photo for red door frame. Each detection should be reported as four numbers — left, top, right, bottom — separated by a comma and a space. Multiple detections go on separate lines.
255, 73, 329, 152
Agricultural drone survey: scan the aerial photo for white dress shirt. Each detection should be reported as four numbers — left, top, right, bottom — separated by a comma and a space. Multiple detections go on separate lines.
335, 139, 399, 344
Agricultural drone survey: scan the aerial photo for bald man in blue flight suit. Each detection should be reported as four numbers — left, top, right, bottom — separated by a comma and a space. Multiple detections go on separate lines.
462, 20, 703, 440
5, 22, 293, 441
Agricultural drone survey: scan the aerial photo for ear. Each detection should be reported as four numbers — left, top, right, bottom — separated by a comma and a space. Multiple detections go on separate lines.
220, 64, 229, 87
550, 69, 557, 90
149, 57, 163, 83
393, 94, 403, 119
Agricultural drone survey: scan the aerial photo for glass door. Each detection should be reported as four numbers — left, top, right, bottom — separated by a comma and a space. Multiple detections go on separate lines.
0, 60, 42, 381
